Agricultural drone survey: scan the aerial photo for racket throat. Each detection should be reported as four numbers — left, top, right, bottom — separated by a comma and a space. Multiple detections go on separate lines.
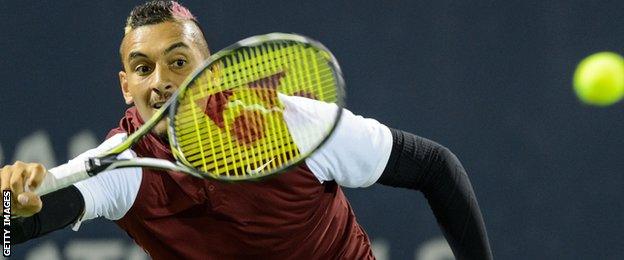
85, 155, 118, 176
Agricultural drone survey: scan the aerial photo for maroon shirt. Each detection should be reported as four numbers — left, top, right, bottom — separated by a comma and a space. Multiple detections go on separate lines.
109, 107, 375, 259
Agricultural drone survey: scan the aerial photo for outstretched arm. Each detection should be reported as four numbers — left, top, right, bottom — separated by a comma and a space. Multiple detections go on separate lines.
9, 133, 142, 244
12, 185, 84, 244
377, 128, 493, 260
0, 161, 84, 244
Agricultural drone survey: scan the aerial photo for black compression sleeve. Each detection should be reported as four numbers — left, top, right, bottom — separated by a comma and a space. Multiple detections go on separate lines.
12, 185, 85, 244
377, 128, 493, 260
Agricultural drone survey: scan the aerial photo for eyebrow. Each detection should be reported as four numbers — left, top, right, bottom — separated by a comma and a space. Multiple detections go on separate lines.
128, 51, 148, 61
127, 42, 190, 62
163, 42, 189, 55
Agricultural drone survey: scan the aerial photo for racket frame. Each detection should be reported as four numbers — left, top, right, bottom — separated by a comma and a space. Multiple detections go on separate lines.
167, 33, 346, 181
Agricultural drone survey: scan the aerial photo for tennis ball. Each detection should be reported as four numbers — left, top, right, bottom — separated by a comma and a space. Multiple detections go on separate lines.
573, 52, 624, 106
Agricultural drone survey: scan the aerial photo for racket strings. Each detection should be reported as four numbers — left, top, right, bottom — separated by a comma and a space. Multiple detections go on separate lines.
173, 41, 339, 179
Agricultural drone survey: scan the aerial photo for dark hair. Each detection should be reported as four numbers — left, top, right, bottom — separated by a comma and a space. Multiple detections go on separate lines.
120, 1, 209, 68
125, 0, 199, 34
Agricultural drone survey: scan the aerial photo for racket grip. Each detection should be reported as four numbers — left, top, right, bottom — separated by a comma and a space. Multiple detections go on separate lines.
33, 160, 90, 196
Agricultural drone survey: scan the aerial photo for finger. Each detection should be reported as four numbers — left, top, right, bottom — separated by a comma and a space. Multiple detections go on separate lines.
26, 163, 46, 190
10, 166, 26, 195
14, 192, 42, 217
1, 166, 11, 192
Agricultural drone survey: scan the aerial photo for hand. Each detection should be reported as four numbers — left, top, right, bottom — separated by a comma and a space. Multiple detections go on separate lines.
0, 161, 46, 217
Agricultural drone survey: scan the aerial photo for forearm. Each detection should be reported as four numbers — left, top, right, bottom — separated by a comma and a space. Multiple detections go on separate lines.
377, 128, 493, 260
12, 185, 85, 244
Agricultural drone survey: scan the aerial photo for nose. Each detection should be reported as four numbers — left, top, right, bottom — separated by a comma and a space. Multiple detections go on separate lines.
152, 83, 173, 97
151, 65, 175, 97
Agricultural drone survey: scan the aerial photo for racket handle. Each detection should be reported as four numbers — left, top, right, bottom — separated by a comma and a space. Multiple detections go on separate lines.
33, 160, 90, 196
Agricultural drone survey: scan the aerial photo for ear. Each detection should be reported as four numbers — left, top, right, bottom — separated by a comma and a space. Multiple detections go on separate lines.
118, 71, 133, 105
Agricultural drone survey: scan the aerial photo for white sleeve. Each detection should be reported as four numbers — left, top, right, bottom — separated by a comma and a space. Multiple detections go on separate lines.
48, 133, 142, 230
281, 95, 393, 188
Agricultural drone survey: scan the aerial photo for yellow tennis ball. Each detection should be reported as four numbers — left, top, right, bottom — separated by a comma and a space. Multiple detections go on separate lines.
573, 52, 624, 106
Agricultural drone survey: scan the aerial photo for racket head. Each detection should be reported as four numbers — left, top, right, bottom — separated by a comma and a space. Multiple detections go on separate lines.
168, 33, 345, 181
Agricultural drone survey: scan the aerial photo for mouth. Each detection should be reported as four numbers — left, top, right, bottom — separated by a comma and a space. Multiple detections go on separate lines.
152, 101, 166, 110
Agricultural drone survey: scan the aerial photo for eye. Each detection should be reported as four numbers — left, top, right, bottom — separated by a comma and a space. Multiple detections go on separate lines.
135, 65, 152, 75
171, 59, 187, 68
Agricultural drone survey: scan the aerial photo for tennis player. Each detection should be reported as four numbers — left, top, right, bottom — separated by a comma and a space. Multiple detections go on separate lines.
3, 1, 493, 259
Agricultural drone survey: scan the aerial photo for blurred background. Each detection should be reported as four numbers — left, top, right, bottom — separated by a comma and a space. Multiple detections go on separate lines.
2, 0, 624, 259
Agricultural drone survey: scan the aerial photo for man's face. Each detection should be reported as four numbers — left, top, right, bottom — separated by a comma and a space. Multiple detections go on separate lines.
119, 21, 208, 136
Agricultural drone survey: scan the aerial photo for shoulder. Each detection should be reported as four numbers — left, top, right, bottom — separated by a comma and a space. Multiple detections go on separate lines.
281, 96, 393, 188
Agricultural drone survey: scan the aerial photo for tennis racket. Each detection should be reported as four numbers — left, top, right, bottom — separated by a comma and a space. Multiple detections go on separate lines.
33, 33, 345, 196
